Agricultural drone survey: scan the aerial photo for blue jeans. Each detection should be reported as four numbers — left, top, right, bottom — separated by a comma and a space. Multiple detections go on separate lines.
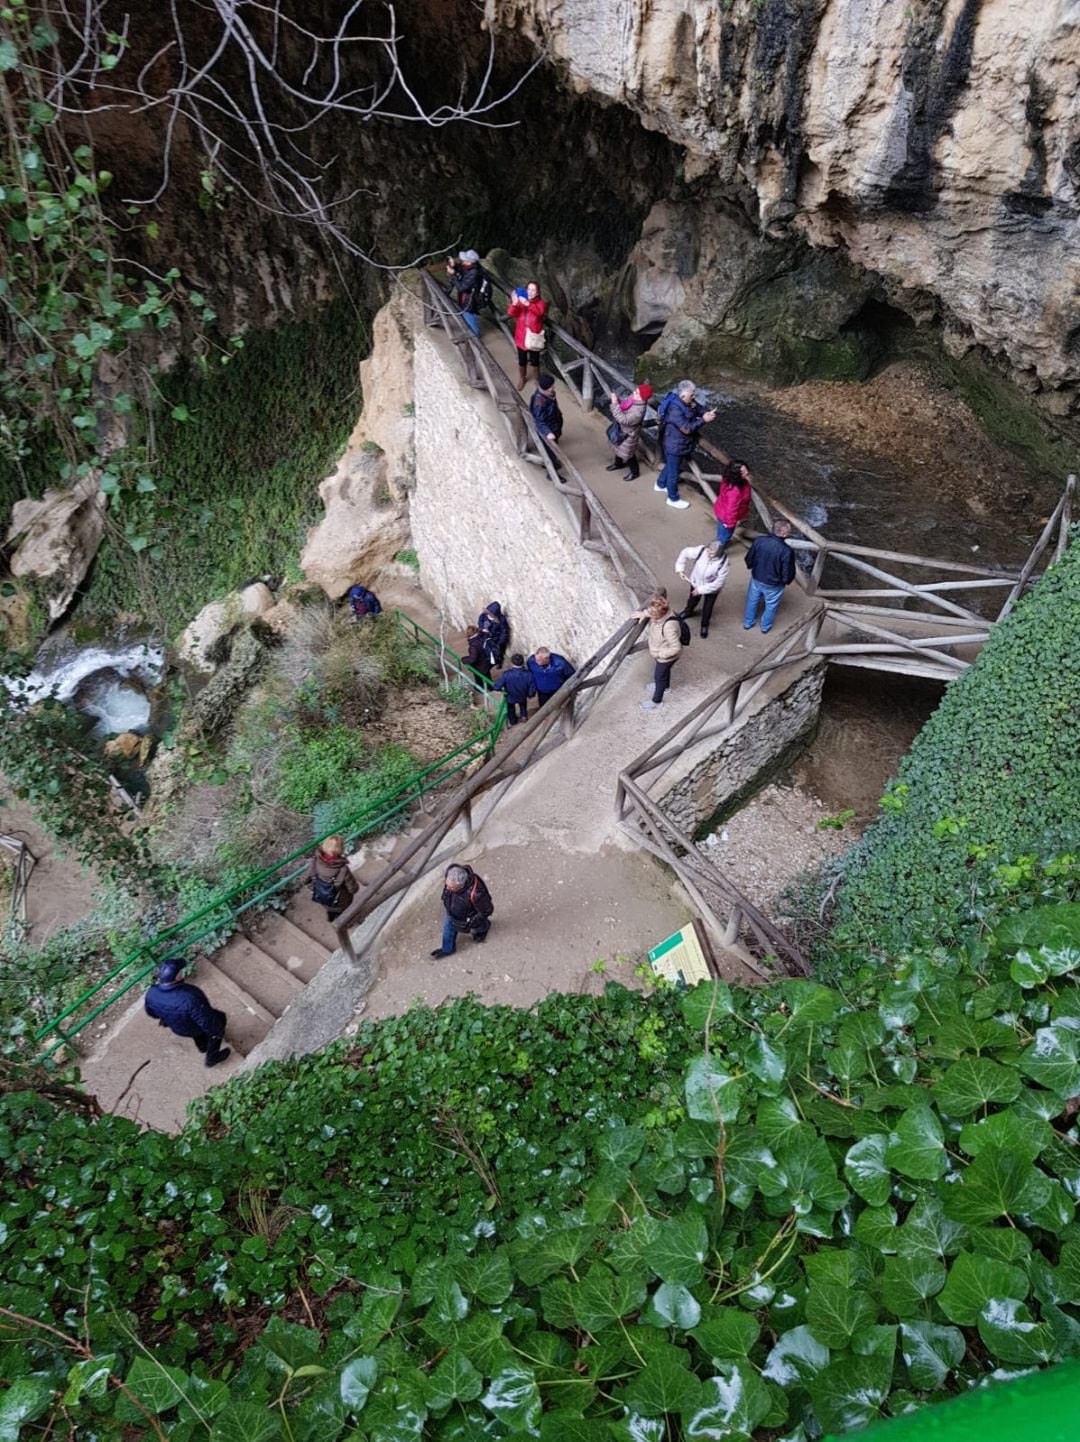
744, 578, 785, 633
440, 911, 489, 954
660, 451, 684, 500
715, 520, 734, 545
462, 311, 480, 337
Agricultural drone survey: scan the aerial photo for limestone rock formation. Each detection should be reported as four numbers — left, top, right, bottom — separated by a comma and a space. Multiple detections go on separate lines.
487, 0, 1080, 415
176, 593, 244, 674
6, 475, 107, 622
300, 292, 413, 598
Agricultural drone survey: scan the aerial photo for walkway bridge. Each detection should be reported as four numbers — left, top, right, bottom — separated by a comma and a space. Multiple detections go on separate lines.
49, 268, 1075, 1124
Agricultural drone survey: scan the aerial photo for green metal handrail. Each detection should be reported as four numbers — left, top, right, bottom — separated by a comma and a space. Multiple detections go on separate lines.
34, 611, 505, 1061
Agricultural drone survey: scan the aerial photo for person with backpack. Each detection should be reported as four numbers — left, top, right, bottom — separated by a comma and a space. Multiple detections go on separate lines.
307, 834, 359, 924
347, 583, 382, 620
430, 862, 494, 957
657, 379, 717, 510
144, 957, 230, 1068
507, 281, 548, 391
526, 648, 575, 706
464, 625, 492, 683
744, 520, 798, 634
632, 594, 686, 709
529, 373, 564, 475
675, 540, 729, 639
445, 250, 490, 337
477, 601, 510, 667
606, 382, 654, 481
492, 653, 536, 725
714, 458, 754, 544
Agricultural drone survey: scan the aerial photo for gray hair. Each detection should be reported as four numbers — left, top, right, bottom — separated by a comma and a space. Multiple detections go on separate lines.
459, 249, 480, 264
676, 378, 696, 399
534, 647, 550, 662
445, 864, 470, 888
772, 519, 792, 537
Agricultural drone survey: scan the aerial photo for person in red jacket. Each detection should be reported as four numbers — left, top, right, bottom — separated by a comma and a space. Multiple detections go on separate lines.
714, 458, 754, 544
507, 281, 547, 391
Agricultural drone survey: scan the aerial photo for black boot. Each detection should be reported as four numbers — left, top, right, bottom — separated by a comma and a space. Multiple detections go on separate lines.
605, 461, 621, 472
205, 1046, 231, 1069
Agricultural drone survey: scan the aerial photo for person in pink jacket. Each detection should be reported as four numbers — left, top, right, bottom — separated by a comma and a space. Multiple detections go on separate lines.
507, 281, 548, 391
714, 458, 753, 544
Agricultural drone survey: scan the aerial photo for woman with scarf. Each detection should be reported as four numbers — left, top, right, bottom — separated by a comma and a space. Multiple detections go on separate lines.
606, 382, 654, 482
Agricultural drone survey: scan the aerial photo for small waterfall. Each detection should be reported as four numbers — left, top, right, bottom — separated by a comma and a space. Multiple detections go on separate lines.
4, 638, 166, 737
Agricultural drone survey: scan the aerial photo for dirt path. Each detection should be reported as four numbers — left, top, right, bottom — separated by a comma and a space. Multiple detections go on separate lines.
0, 791, 101, 947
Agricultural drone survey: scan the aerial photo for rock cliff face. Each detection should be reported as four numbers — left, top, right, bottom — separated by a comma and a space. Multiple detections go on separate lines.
487, 0, 1080, 417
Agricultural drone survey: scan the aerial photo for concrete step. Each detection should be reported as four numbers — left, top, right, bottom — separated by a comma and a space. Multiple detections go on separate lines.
214, 933, 306, 1018
250, 909, 333, 984
190, 957, 277, 1057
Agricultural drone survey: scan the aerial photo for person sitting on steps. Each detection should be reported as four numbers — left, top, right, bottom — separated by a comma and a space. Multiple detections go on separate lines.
606, 382, 653, 481
431, 863, 494, 957
675, 539, 729, 639
507, 281, 548, 391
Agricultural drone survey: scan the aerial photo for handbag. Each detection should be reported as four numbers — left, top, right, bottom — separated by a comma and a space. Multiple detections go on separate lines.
606, 419, 627, 447
524, 327, 546, 353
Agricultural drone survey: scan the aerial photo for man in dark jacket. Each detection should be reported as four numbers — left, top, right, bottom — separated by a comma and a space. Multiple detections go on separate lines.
477, 601, 510, 667
530, 373, 564, 474
446, 249, 485, 336
527, 648, 575, 706
430, 863, 494, 957
144, 957, 230, 1067
492, 653, 536, 724
743, 520, 797, 634
657, 379, 716, 509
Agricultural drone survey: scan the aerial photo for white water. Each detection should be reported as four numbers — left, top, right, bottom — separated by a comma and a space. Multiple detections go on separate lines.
4, 638, 166, 737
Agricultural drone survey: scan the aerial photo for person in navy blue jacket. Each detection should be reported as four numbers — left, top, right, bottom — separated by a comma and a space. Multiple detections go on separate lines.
144, 957, 230, 1068
657, 380, 717, 508
530, 373, 564, 474
743, 520, 797, 633
492, 653, 536, 724
526, 648, 575, 706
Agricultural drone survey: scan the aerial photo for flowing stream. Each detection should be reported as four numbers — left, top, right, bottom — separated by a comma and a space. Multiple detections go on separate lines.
5, 636, 166, 737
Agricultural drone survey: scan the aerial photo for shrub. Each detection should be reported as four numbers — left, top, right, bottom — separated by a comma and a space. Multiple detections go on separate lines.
274, 724, 369, 813
831, 535, 1080, 966
311, 743, 419, 838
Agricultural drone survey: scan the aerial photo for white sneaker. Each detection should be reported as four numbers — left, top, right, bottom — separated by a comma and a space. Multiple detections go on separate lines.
666, 498, 690, 510
654, 483, 666, 493
640, 699, 661, 711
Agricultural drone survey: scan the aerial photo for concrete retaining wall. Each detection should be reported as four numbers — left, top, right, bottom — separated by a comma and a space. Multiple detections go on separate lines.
657, 662, 827, 835
410, 327, 628, 662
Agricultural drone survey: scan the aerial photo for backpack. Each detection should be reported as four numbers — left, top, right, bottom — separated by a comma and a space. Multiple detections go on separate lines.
673, 614, 692, 647
469, 876, 494, 919
312, 873, 338, 908
606, 418, 627, 447
476, 269, 495, 312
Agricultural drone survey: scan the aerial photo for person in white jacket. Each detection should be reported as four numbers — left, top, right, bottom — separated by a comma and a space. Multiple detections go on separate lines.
675, 541, 729, 639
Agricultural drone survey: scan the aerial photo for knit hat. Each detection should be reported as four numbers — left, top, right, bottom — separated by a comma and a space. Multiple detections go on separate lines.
538, 373, 555, 391
638, 383, 654, 401
158, 957, 185, 983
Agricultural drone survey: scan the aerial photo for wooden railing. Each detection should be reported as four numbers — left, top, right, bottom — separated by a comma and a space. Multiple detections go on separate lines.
0, 833, 35, 946
478, 270, 1052, 623
997, 472, 1075, 620
332, 617, 648, 961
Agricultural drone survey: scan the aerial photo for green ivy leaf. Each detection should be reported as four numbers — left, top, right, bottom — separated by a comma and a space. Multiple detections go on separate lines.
209, 1402, 283, 1442
0, 1377, 55, 1442
690, 1307, 760, 1361
598, 1124, 645, 1167
977, 1298, 1058, 1365
514, 1227, 597, 1285
937, 1251, 1029, 1326
881, 1254, 947, 1317
424, 1350, 483, 1410
681, 980, 734, 1030
959, 1109, 1050, 1161
885, 1104, 946, 1179
642, 1282, 701, 1330
569, 1263, 647, 1332
805, 1284, 878, 1348
895, 1194, 966, 1259
935, 1057, 1022, 1115
1020, 1026, 1080, 1096
942, 1147, 1053, 1224
481, 1365, 541, 1432
844, 1134, 891, 1206
685, 1057, 743, 1123
621, 1347, 703, 1419
457, 1251, 513, 1306
744, 1033, 788, 1089
683, 1361, 773, 1440
650, 1213, 709, 1286
117, 1356, 188, 1416
63, 1355, 116, 1405
339, 1356, 378, 1412
898, 1321, 965, 1390
761, 1326, 829, 1386
808, 1350, 892, 1434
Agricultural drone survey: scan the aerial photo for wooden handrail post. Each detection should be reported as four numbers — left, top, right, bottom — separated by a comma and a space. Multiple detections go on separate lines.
1056, 473, 1076, 564
579, 496, 592, 543
582, 359, 595, 412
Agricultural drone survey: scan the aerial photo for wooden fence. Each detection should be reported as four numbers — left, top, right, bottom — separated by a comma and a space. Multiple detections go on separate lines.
0, 834, 35, 945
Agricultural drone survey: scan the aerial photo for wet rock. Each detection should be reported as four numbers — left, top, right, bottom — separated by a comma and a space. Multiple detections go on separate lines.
6, 475, 107, 623
103, 731, 143, 762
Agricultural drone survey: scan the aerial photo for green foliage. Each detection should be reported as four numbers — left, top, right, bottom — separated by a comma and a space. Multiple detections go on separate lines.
311, 744, 419, 839
831, 538, 1080, 966
7, 857, 1080, 1438
275, 724, 369, 813
394, 548, 420, 571
86, 299, 361, 623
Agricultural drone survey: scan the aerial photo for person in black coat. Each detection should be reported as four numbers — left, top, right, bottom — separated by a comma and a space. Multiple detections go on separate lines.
477, 601, 510, 667
530, 373, 564, 474
492, 653, 536, 724
464, 625, 492, 683
430, 863, 494, 957
144, 957, 230, 1067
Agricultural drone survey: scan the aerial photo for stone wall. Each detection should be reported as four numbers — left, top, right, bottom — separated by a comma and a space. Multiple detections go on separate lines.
658, 663, 827, 835
410, 327, 628, 662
